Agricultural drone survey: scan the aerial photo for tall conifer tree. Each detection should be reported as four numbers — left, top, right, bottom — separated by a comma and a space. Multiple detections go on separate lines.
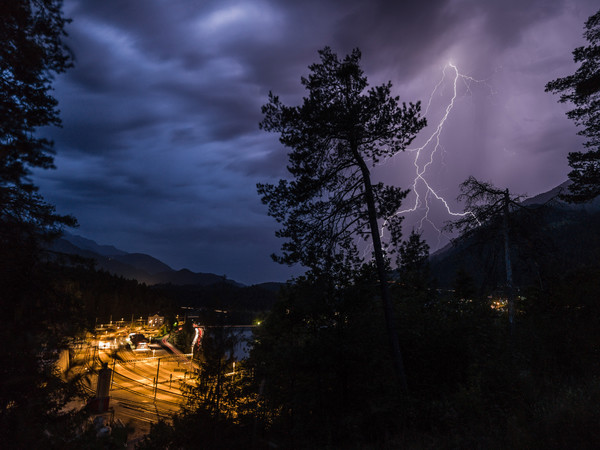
258, 47, 426, 390
546, 9, 600, 202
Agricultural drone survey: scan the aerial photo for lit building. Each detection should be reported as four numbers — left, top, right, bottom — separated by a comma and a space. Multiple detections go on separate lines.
148, 314, 164, 327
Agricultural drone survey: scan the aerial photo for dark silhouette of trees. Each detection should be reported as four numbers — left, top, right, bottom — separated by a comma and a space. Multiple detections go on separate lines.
397, 229, 430, 291
0, 0, 76, 329
140, 199, 600, 448
141, 325, 256, 450
447, 176, 525, 327
0, 2, 84, 446
452, 267, 477, 301
258, 47, 426, 390
249, 273, 399, 447
0, 0, 75, 245
1, 0, 76, 331
546, 9, 600, 202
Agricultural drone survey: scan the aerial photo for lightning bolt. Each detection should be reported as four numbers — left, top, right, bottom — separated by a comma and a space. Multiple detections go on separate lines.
377, 62, 486, 253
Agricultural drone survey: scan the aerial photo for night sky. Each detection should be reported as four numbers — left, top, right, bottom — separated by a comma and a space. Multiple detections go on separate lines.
34, 0, 597, 285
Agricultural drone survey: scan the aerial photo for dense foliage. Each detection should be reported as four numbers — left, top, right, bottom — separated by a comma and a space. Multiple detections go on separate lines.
258, 47, 425, 278
259, 46, 427, 391
433, 204, 600, 291
56, 265, 178, 324
140, 250, 600, 448
157, 281, 279, 320
0, 0, 75, 249
546, 8, 600, 202
0, 1, 84, 446
139, 40, 600, 448
3, 4, 600, 447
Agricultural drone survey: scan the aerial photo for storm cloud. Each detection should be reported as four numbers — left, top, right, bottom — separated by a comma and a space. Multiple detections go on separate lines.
34, 0, 597, 284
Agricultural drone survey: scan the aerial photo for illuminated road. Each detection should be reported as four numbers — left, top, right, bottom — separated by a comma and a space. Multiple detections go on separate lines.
99, 348, 191, 423
72, 330, 197, 428
68, 324, 252, 445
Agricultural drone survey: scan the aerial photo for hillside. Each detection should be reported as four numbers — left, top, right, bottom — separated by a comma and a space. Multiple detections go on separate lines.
51, 233, 243, 287
429, 181, 600, 290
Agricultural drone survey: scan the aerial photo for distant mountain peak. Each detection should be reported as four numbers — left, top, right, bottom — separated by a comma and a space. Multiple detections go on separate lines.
521, 180, 600, 211
55, 232, 243, 287
429, 180, 600, 288
521, 180, 571, 207
62, 232, 128, 256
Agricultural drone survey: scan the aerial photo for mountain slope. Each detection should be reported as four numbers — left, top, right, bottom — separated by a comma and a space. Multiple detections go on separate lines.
51, 234, 242, 287
521, 180, 600, 211
109, 253, 173, 275
62, 232, 128, 256
429, 181, 600, 290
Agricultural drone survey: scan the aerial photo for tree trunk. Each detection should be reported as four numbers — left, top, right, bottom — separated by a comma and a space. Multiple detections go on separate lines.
503, 189, 515, 330
353, 144, 409, 393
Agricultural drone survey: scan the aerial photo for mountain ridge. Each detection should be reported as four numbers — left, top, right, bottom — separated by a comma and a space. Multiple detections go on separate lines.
52, 233, 245, 287
428, 180, 600, 289
430, 180, 600, 261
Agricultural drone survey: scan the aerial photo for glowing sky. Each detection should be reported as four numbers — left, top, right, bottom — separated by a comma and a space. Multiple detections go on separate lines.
34, 0, 598, 284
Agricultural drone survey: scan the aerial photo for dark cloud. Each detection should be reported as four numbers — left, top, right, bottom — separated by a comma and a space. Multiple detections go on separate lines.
33, 0, 599, 284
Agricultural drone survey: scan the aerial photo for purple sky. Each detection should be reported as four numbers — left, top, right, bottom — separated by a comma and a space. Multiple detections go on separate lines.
34, 0, 597, 285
